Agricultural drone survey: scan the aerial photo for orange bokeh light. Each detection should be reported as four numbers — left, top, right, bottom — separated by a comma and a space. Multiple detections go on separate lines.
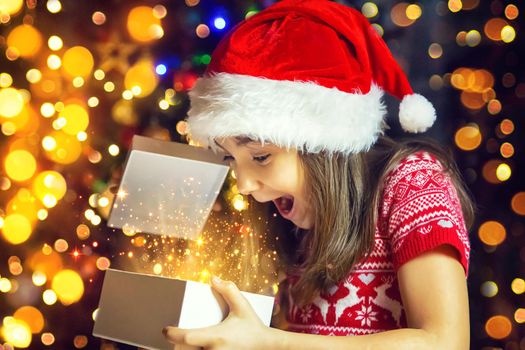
485, 315, 512, 339
478, 221, 506, 246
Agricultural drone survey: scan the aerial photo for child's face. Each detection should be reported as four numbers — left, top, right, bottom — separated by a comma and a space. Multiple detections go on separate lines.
215, 137, 313, 230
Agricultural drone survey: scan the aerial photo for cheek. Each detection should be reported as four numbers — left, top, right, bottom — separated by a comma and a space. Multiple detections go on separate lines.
266, 158, 304, 196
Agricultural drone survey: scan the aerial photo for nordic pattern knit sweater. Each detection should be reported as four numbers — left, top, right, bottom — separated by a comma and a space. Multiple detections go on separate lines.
283, 151, 471, 335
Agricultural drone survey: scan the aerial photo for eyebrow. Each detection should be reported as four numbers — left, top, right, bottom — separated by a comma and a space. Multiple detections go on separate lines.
213, 137, 262, 151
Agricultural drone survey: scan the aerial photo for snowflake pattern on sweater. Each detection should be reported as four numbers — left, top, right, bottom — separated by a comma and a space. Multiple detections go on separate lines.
284, 151, 470, 336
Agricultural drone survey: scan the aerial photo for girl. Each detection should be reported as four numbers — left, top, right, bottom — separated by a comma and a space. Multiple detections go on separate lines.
164, 0, 474, 349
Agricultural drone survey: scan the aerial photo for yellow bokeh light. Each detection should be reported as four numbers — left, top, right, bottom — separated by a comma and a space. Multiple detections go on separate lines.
42, 289, 57, 305
62, 46, 94, 79
480, 281, 498, 297
478, 221, 506, 246
1, 213, 32, 245
361, 2, 378, 18
47, 35, 63, 51
406, 4, 422, 20
108, 144, 119, 156
40, 102, 55, 117
466, 30, 481, 47
14, 306, 44, 333
428, 43, 443, 59
42, 136, 57, 151
43, 131, 82, 164
0, 0, 24, 15
32, 171, 67, 204
448, 0, 462, 12
511, 278, 525, 294
59, 104, 89, 135
1, 318, 32, 348
51, 269, 84, 305
124, 60, 159, 98
153, 263, 162, 275
0, 87, 24, 118
159, 99, 170, 110
47, 54, 62, 70
94, 69, 105, 80
501, 25, 516, 43
46, 0, 61, 13
496, 163, 511, 181
232, 194, 248, 211
485, 315, 512, 339
87, 97, 99, 107
32, 271, 47, 286
127, 6, 163, 42
6, 188, 41, 223
0, 72, 13, 87
5, 149, 37, 182
72, 77, 84, 87
6, 24, 42, 58
26, 69, 42, 84
103, 81, 115, 92
37, 208, 48, 220
0, 277, 12, 292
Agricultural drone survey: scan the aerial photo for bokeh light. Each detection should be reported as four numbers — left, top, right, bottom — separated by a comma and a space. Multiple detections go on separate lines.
1, 213, 32, 244
0, 87, 24, 118
51, 269, 84, 305
62, 46, 94, 79
511, 192, 525, 216
6, 24, 43, 58
1, 318, 32, 348
4, 149, 37, 182
485, 315, 512, 339
478, 221, 506, 246
455, 125, 482, 151
127, 6, 163, 42
13, 306, 45, 333
0, 0, 24, 15
124, 60, 158, 98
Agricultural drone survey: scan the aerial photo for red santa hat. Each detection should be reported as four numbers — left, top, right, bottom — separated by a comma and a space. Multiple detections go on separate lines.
186, 0, 436, 154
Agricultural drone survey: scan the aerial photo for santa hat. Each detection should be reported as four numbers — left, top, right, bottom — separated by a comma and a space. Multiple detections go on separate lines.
186, 0, 436, 154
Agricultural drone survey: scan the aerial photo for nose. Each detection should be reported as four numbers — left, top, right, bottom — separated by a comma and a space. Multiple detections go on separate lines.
234, 168, 261, 196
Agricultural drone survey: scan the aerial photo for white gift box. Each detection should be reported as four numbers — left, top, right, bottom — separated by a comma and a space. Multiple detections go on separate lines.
96, 136, 274, 349
107, 135, 229, 240
93, 269, 275, 350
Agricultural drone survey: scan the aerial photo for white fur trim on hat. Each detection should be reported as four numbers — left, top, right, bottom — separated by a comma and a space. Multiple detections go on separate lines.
187, 72, 387, 154
399, 93, 436, 133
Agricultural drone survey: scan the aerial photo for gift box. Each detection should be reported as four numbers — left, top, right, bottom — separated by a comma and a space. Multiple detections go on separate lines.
107, 135, 229, 240
95, 136, 274, 349
93, 269, 275, 350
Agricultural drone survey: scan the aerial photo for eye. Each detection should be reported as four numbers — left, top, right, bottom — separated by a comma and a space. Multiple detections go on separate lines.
223, 155, 234, 161
253, 154, 271, 163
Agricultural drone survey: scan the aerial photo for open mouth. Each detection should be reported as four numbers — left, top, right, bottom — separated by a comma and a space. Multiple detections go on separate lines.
273, 195, 295, 218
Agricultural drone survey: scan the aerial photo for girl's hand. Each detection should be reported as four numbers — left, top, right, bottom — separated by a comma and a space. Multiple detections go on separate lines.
163, 276, 271, 350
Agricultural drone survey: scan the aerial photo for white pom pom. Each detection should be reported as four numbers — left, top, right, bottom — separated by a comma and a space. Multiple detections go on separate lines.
399, 93, 436, 133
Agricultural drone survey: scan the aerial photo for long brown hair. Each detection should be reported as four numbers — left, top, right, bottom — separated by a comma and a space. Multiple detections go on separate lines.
279, 135, 476, 306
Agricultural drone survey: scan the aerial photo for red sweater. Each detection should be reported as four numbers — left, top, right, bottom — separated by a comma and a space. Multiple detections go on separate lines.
283, 151, 470, 335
